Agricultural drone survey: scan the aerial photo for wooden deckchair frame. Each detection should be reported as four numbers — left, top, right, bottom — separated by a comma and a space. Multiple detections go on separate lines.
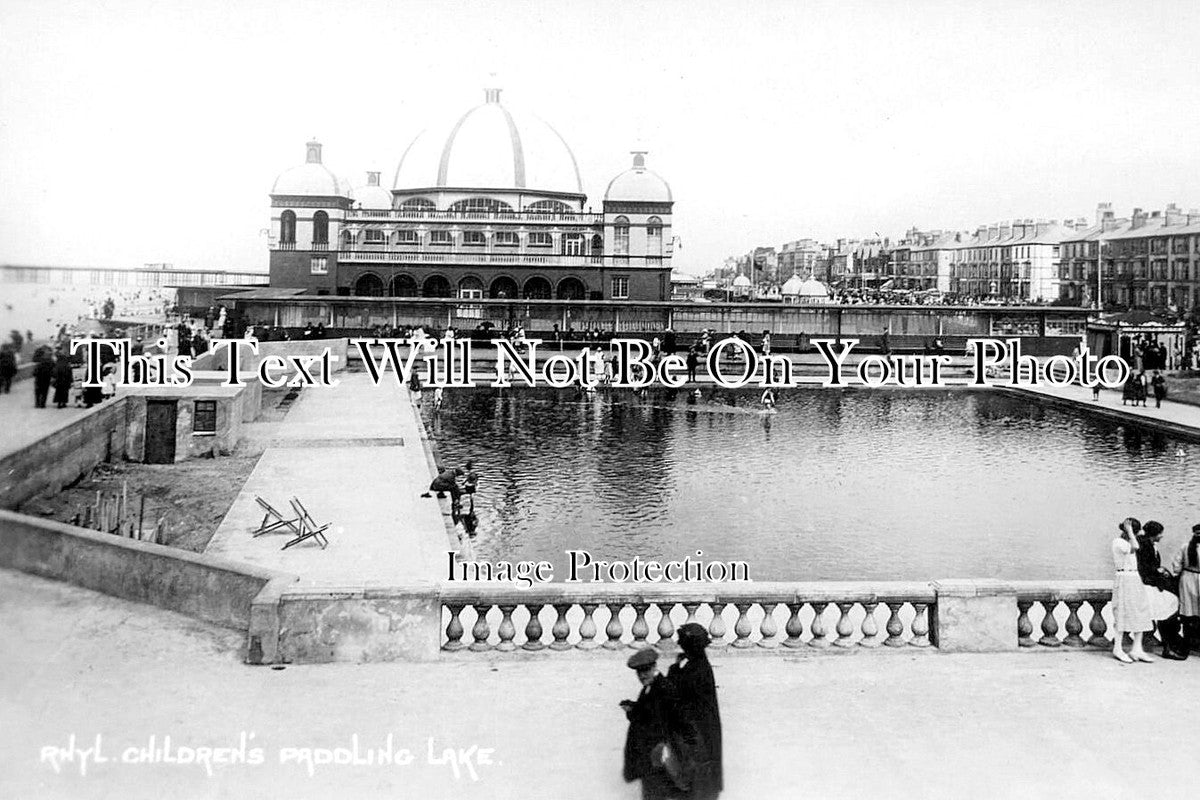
253, 496, 301, 538
281, 497, 330, 550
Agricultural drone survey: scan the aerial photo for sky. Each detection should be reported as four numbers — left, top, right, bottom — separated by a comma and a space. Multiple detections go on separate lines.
2, 0, 1200, 277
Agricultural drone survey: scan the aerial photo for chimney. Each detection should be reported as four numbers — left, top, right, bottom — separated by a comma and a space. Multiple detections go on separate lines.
367, 171, 381, 186
1101, 216, 1123, 233
1077, 217, 1088, 229
1165, 203, 1186, 226
999, 222, 1012, 240
1096, 202, 1113, 226
1131, 208, 1147, 229
987, 225, 999, 240
305, 139, 323, 164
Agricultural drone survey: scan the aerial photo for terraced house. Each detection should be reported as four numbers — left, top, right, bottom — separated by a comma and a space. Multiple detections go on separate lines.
1058, 203, 1200, 310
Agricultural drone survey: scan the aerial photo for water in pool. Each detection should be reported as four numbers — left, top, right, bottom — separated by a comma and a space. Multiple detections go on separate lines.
423, 387, 1199, 581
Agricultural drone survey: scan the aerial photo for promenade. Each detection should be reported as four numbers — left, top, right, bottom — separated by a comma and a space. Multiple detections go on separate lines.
0, 378, 97, 457
1005, 380, 1200, 441
1, 569, 1194, 800
204, 372, 450, 585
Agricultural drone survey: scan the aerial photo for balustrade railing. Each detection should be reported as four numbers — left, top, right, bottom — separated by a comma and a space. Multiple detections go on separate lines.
338, 251, 638, 268
1012, 582, 1113, 648
346, 208, 605, 224
440, 583, 934, 653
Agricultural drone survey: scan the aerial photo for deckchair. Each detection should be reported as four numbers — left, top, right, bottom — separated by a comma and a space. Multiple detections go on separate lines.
281, 496, 330, 550
252, 496, 301, 538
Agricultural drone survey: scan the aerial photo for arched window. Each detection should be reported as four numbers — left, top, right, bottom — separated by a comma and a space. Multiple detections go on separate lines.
389, 274, 417, 297
449, 197, 514, 215
312, 211, 329, 245
523, 276, 552, 299
458, 276, 484, 300
526, 200, 571, 214
422, 275, 452, 298
400, 197, 436, 213
613, 215, 630, 255
354, 273, 384, 297
591, 234, 603, 254
280, 210, 296, 244
489, 276, 519, 299
556, 277, 586, 300
646, 215, 662, 256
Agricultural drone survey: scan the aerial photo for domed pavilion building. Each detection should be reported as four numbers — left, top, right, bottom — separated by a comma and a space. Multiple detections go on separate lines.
267, 88, 674, 301
782, 271, 832, 304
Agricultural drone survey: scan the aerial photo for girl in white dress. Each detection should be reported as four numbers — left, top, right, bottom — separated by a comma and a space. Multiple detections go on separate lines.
1111, 518, 1154, 663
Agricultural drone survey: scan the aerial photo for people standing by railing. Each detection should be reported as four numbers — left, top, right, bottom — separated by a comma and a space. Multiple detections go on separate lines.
1169, 524, 1200, 654
1136, 521, 1186, 659
1111, 517, 1154, 663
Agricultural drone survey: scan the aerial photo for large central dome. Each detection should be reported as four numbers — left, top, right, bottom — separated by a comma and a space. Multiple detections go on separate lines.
393, 89, 583, 195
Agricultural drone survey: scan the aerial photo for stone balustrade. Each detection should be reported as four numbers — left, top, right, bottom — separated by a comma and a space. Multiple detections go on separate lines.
439, 582, 935, 653
1010, 581, 1114, 649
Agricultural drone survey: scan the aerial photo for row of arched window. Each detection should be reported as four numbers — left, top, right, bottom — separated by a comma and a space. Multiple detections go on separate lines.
280, 209, 661, 247
353, 273, 587, 300
341, 229, 604, 251
396, 197, 574, 214
279, 210, 328, 245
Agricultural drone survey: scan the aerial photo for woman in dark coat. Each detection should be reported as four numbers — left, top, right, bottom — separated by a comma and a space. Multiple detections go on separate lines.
52, 355, 73, 408
33, 355, 54, 408
668, 623, 723, 800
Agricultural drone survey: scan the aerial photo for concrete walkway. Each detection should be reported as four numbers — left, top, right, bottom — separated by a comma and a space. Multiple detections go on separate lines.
0, 378, 101, 458
1006, 380, 1200, 440
1, 569, 1194, 800
204, 372, 449, 585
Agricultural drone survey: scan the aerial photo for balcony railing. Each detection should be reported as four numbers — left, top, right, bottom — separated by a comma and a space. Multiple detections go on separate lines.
346, 208, 606, 225
336, 251, 650, 268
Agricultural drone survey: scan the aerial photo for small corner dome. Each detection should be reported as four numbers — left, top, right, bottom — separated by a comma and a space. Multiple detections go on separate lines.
781, 274, 806, 295
605, 152, 672, 203
798, 276, 830, 298
732, 275, 752, 288
272, 140, 350, 197
351, 171, 393, 209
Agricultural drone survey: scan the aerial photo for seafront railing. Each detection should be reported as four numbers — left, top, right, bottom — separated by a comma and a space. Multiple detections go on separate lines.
439, 583, 936, 652
1011, 581, 1115, 649
0, 509, 1132, 662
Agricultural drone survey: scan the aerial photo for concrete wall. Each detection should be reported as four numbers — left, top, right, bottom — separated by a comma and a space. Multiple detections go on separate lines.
0, 399, 130, 509
0, 509, 293, 632
273, 588, 442, 663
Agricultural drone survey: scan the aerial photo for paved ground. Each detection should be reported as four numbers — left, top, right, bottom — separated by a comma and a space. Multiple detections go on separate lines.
0, 377, 99, 457
1, 569, 1194, 800
204, 372, 451, 584
1012, 379, 1200, 431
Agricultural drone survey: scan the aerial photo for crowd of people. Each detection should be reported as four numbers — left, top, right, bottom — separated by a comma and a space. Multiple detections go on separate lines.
1110, 518, 1200, 663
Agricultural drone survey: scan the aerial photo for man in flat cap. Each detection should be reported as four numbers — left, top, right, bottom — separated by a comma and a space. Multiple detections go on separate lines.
621, 648, 690, 799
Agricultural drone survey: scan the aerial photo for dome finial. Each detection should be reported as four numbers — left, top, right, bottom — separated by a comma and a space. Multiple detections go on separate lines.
306, 139, 322, 164
484, 73, 502, 104
631, 150, 647, 169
